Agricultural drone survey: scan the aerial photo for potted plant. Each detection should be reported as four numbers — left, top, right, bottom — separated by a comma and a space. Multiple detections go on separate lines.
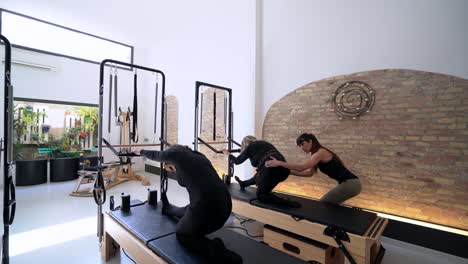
78, 106, 98, 134
48, 133, 80, 182
41, 124, 51, 133
13, 104, 48, 186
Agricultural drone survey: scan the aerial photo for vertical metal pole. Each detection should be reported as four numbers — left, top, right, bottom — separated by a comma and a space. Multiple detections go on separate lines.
227, 90, 233, 184
229, 90, 233, 152
2, 34, 14, 264
199, 93, 203, 135
96, 61, 105, 244
194, 83, 200, 151
160, 72, 167, 194
213, 92, 216, 141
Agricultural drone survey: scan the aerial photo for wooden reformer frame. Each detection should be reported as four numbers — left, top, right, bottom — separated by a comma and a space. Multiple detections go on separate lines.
231, 198, 388, 264
102, 213, 168, 264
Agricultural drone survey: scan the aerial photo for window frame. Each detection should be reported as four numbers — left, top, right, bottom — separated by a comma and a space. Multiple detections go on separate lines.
0, 8, 134, 67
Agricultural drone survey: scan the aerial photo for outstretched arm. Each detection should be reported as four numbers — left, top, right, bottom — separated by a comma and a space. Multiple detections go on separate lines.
140, 149, 178, 163
290, 167, 316, 177
223, 148, 250, 165
266, 149, 324, 172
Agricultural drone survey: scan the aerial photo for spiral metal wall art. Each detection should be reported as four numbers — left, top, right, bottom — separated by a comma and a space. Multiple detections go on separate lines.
331, 81, 375, 120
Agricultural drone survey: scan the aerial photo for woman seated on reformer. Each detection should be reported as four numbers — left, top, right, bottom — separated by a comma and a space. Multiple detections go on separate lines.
135, 145, 242, 264
223, 136, 300, 208
265, 133, 361, 205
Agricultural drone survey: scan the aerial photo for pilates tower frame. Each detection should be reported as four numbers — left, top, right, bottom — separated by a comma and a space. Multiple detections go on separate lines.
193, 81, 240, 184
94, 59, 167, 244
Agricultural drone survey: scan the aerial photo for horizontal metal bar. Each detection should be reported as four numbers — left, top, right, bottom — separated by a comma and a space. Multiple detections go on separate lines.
2, 59, 53, 70
196, 81, 232, 93
100, 143, 161, 148
197, 137, 223, 154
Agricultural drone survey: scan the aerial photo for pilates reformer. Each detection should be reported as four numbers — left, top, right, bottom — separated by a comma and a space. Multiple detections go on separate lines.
95, 65, 310, 263
102, 199, 309, 264
93, 59, 168, 249
227, 184, 388, 264
192, 81, 387, 264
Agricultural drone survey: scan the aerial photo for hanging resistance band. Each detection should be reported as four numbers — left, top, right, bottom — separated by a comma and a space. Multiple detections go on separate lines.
107, 67, 113, 134
127, 107, 132, 145
114, 66, 118, 119
153, 74, 159, 136
131, 71, 138, 143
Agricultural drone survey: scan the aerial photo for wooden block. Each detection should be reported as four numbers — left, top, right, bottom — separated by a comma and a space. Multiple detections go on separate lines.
264, 225, 344, 264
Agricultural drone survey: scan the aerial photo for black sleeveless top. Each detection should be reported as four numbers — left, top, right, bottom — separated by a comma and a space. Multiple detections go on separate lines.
317, 156, 357, 184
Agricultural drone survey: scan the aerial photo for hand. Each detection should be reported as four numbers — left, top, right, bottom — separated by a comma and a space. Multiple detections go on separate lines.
222, 149, 230, 156
265, 157, 280, 168
132, 149, 142, 155
164, 164, 176, 173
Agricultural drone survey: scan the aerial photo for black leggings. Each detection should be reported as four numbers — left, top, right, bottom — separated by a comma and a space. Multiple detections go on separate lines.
243, 167, 299, 208
161, 194, 242, 264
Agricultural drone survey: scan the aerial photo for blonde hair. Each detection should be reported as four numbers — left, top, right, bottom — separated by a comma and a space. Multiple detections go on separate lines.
241, 135, 257, 152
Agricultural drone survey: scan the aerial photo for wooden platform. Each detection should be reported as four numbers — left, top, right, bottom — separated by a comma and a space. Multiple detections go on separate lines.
232, 198, 388, 264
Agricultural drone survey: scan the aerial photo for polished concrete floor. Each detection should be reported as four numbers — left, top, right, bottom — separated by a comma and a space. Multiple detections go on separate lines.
9, 172, 468, 264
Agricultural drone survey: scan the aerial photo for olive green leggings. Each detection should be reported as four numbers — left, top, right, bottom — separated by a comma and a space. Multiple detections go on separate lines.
320, 178, 361, 204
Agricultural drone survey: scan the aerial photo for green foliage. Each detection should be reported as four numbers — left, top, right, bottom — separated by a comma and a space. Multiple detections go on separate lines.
13, 143, 25, 160
78, 106, 98, 133
64, 127, 81, 141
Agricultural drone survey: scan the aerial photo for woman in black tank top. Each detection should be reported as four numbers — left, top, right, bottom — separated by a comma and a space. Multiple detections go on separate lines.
265, 133, 361, 205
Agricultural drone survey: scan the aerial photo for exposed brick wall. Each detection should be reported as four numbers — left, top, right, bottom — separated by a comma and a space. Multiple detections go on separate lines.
263, 69, 468, 230
165, 96, 178, 144
198, 88, 229, 176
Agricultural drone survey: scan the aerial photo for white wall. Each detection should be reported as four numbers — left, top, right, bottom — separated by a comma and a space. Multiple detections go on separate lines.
143, 0, 257, 178
145, 0, 257, 145
259, 0, 468, 133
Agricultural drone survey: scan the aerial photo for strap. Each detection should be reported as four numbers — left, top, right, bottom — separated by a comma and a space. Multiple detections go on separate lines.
108, 70, 113, 134
132, 72, 138, 143
114, 71, 118, 118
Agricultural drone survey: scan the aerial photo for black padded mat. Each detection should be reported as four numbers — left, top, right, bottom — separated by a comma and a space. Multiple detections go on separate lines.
108, 201, 177, 243
226, 183, 257, 202
148, 228, 307, 264
251, 193, 377, 236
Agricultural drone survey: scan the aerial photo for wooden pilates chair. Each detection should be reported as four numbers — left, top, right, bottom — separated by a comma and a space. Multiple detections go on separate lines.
70, 144, 150, 197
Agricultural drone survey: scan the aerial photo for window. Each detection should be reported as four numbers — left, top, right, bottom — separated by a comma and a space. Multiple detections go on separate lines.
0, 9, 133, 65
